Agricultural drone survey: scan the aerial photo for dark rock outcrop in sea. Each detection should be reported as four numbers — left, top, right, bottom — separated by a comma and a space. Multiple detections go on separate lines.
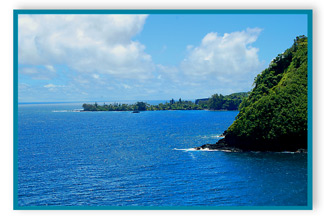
194, 138, 242, 152
195, 137, 307, 153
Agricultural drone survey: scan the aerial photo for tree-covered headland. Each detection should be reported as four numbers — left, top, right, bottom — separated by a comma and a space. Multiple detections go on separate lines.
82, 92, 249, 112
201, 36, 308, 152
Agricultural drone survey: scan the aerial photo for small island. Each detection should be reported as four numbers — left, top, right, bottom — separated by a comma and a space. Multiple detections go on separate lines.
82, 92, 248, 112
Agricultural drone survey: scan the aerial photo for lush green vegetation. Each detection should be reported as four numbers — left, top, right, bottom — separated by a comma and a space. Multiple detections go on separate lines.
82, 101, 149, 111
82, 92, 249, 112
82, 99, 203, 111
223, 36, 308, 151
197, 92, 249, 110
149, 99, 202, 111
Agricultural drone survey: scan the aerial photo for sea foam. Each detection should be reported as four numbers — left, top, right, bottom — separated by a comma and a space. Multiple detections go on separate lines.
173, 148, 221, 152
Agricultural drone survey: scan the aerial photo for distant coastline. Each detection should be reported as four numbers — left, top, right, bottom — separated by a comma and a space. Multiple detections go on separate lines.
82, 92, 248, 112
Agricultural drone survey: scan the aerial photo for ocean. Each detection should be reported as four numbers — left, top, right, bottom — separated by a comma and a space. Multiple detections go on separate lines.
17, 103, 308, 207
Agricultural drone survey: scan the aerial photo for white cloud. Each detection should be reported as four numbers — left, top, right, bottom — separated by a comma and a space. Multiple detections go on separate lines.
156, 64, 180, 82
186, 45, 194, 51
19, 65, 56, 80
92, 74, 100, 79
180, 28, 264, 87
19, 67, 38, 75
148, 28, 264, 98
18, 83, 31, 91
43, 83, 65, 93
44, 83, 65, 90
45, 65, 55, 72
18, 16, 265, 102
122, 84, 131, 89
44, 84, 58, 88
18, 15, 154, 80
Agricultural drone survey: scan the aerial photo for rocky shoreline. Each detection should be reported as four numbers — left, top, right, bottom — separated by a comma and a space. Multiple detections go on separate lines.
195, 138, 307, 153
194, 138, 242, 152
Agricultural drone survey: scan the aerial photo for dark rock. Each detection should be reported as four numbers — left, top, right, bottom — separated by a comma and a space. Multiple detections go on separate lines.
195, 136, 307, 153
296, 148, 307, 153
194, 138, 243, 152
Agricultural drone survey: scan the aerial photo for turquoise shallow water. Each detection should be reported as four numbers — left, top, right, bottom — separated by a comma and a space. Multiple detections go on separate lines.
17, 103, 307, 207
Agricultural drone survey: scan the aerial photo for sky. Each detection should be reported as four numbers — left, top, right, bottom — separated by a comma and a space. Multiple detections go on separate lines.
17, 13, 308, 102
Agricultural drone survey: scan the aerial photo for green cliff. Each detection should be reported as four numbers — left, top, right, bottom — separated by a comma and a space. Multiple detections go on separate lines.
221, 36, 308, 151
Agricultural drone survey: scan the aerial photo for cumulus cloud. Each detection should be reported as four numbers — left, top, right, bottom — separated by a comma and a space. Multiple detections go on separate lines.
18, 14, 154, 80
180, 28, 264, 88
18, 15, 264, 102
144, 28, 264, 98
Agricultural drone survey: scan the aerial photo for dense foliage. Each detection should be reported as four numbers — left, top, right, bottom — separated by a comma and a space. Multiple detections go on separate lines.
82, 101, 149, 111
197, 92, 249, 110
82, 99, 203, 111
82, 92, 249, 112
223, 36, 308, 151
149, 99, 202, 110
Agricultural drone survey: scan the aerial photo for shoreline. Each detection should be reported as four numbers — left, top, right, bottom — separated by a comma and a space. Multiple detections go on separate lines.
194, 138, 307, 153
80, 109, 239, 112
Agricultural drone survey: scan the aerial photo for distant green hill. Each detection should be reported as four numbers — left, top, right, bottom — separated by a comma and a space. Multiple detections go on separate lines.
221, 36, 308, 151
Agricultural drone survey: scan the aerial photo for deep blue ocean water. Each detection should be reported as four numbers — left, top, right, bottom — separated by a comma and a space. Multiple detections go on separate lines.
17, 103, 308, 207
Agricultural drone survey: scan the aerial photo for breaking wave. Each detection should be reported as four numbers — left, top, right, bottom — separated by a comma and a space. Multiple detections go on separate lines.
198, 134, 224, 139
